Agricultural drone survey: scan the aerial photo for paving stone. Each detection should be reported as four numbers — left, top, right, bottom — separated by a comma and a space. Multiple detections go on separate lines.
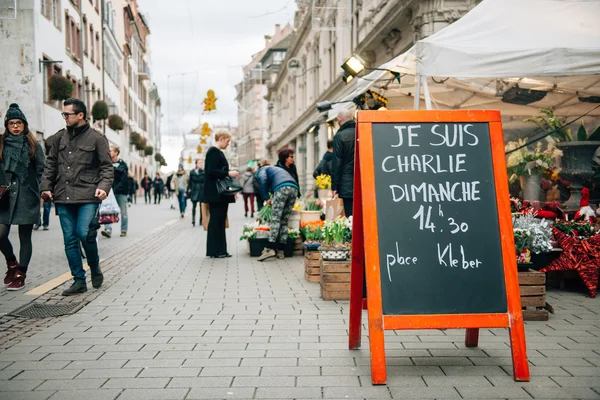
167, 377, 233, 388
0, 379, 44, 391
42, 353, 104, 361
255, 387, 322, 399
423, 376, 492, 387
183, 358, 241, 368
102, 377, 170, 389
523, 387, 600, 399
114, 388, 189, 400
138, 367, 201, 378
441, 366, 509, 376
76, 368, 142, 379
299, 357, 356, 366
186, 387, 256, 399
561, 366, 600, 376
323, 386, 392, 399
13, 369, 82, 380
240, 358, 297, 367
297, 375, 361, 386
47, 389, 121, 400
35, 379, 107, 391
99, 351, 158, 360
5, 361, 70, 370
3, 392, 57, 400
486, 376, 560, 387
456, 386, 530, 398
200, 366, 260, 377
261, 366, 320, 376
388, 387, 461, 399
64, 360, 126, 369
551, 376, 600, 387
232, 376, 295, 387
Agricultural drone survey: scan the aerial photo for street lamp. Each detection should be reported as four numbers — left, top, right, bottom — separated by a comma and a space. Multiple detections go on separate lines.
340, 54, 402, 85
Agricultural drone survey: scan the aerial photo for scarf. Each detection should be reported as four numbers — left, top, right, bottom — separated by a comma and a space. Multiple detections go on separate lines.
3, 133, 30, 182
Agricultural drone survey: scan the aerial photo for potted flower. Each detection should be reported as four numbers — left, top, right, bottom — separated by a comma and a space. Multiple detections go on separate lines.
285, 228, 301, 257
300, 220, 325, 250
319, 216, 352, 261
300, 199, 323, 224
240, 222, 270, 256
513, 229, 533, 264
315, 174, 332, 200
505, 138, 562, 201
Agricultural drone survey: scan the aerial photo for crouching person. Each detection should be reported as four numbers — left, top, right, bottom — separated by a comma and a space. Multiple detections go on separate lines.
254, 165, 299, 261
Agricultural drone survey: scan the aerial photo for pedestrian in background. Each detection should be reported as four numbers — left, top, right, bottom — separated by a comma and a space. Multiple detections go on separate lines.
276, 147, 301, 196
166, 172, 176, 209
204, 131, 238, 258
332, 109, 356, 217
241, 166, 256, 218
153, 173, 164, 204
40, 98, 113, 296
254, 159, 270, 211
1, 104, 46, 291
127, 172, 138, 205
141, 172, 152, 204
101, 146, 128, 238
313, 139, 334, 197
187, 159, 205, 227
254, 164, 299, 262
172, 165, 188, 218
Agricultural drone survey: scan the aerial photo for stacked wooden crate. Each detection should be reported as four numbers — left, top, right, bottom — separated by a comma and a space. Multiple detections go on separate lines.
320, 259, 351, 300
304, 251, 321, 282
293, 238, 303, 255
518, 269, 548, 321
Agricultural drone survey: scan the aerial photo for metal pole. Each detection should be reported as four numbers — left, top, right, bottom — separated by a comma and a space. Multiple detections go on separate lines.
79, 2, 86, 106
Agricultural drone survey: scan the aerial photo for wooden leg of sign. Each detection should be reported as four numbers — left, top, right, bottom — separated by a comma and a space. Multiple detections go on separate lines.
349, 142, 365, 351
367, 295, 386, 385
489, 120, 530, 382
465, 328, 479, 347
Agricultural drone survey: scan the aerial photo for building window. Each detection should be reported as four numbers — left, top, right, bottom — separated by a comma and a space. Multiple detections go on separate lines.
69, 0, 80, 11
52, 0, 61, 29
41, 0, 48, 19
95, 33, 101, 67
43, 57, 62, 106
83, 18, 88, 56
65, 12, 70, 51
89, 26, 94, 62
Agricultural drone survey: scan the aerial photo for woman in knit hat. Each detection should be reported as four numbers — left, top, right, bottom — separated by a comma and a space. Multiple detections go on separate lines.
1, 104, 46, 290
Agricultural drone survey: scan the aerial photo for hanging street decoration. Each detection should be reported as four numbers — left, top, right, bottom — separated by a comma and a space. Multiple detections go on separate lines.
203, 89, 217, 112
201, 138, 207, 144
187, 156, 193, 164
201, 122, 211, 137
197, 145, 203, 154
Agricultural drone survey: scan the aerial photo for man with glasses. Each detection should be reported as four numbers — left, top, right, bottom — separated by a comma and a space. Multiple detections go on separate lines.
40, 98, 113, 296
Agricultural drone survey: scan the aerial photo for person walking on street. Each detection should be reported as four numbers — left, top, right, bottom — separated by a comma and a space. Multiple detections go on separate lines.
1, 104, 46, 291
254, 159, 270, 211
332, 109, 356, 217
204, 131, 238, 258
172, 165, 188, 218
241, 167, 256, 218
127, 172, 138, 205
187, 159, 205, 227
40, 98, 113, 296
166, 173, 176, 209
254, 164, 299, 261
141, 173, 152, 204
276, 147, 301, 196
153, 173, 164, 204
101, 146, 128, 238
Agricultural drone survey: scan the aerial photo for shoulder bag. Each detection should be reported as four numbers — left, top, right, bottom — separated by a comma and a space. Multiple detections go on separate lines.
216, 176, 243, 196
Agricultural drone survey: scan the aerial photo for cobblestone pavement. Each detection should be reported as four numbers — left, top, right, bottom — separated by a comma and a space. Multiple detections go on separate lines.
0, 202, 599, 400
0, 200, 181, 316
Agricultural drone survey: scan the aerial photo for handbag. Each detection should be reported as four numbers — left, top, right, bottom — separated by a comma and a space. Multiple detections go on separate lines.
216, 176, 243, 196
0, 184, 11, 209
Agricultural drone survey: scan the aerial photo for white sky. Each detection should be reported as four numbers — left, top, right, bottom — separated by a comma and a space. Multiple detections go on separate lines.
138, 0, 297, 170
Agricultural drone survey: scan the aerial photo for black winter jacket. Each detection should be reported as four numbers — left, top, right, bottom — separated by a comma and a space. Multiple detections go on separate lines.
204, 146, 234, 204
331, 120, 356, 199
112, 158, 129, 195
187, 168, 205, 203
313, 151, 333, 178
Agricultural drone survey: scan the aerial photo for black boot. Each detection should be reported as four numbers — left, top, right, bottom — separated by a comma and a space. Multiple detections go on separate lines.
90, 265, 104, 289
62, 280, 87, 296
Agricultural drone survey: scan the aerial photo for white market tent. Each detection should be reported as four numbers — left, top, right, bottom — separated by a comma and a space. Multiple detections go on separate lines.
331, 0, 600, 138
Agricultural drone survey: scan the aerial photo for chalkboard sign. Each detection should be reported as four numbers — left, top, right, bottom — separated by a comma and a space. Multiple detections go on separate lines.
347, 110, 529, 386
371, 122, 507, 315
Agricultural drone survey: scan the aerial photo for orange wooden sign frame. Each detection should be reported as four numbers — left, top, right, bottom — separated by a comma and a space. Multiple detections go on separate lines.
348, 110, 530, 385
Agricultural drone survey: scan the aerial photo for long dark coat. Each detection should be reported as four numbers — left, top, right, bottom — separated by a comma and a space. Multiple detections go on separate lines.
204, 146, 234, 204
187, 168, 205, 203
0, 142, 45, 225
332, 120, 356, 199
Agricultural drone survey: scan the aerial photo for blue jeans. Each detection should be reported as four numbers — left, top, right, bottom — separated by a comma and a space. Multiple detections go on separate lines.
40, 201, 52, 227
56, 203, 100, 283
104, 194, 128, 233
178, 189, 186, 213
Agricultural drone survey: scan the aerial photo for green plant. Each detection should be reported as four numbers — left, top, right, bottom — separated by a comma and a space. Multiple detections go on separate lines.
513, 229, 532, 253
525, 108, 600, 142
505, 138, 562, 182
137, 137, 147, 151
48, 75, 73, 100
288, 228, 300, 240
130, 131, 141, 145
144, 145, 154, 156
239, 225, 256, 241
257, 204, 272, 223
107, 114, 124, 130
323, 216, 351, 247
91, 101, 108, 121
304, 199, 323, 211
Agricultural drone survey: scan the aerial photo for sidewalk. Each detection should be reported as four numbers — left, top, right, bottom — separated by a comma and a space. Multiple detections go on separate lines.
0, 202, 599, 400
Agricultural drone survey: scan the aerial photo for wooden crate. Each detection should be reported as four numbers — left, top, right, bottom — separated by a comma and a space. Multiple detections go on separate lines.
294, 238, 303, 256
304, 251, 321, 282
320, 260, 351, 300
518, 269, 548, 321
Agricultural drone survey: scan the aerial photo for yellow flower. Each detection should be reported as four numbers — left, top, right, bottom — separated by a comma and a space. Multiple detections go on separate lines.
315, 174, 332, 189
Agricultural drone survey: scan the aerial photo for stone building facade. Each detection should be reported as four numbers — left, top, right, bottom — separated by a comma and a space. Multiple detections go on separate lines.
265, 0, 480, 193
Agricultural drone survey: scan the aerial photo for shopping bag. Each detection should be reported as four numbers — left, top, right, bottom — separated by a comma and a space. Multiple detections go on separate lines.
201, 203, 229, 231
99, 190, 120, 215
325, 198, 344, 221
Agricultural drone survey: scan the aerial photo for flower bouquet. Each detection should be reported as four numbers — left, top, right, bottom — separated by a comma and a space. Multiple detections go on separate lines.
300, 220, 324, 249
315, 174, 332, 200
512, 213, 552, 254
